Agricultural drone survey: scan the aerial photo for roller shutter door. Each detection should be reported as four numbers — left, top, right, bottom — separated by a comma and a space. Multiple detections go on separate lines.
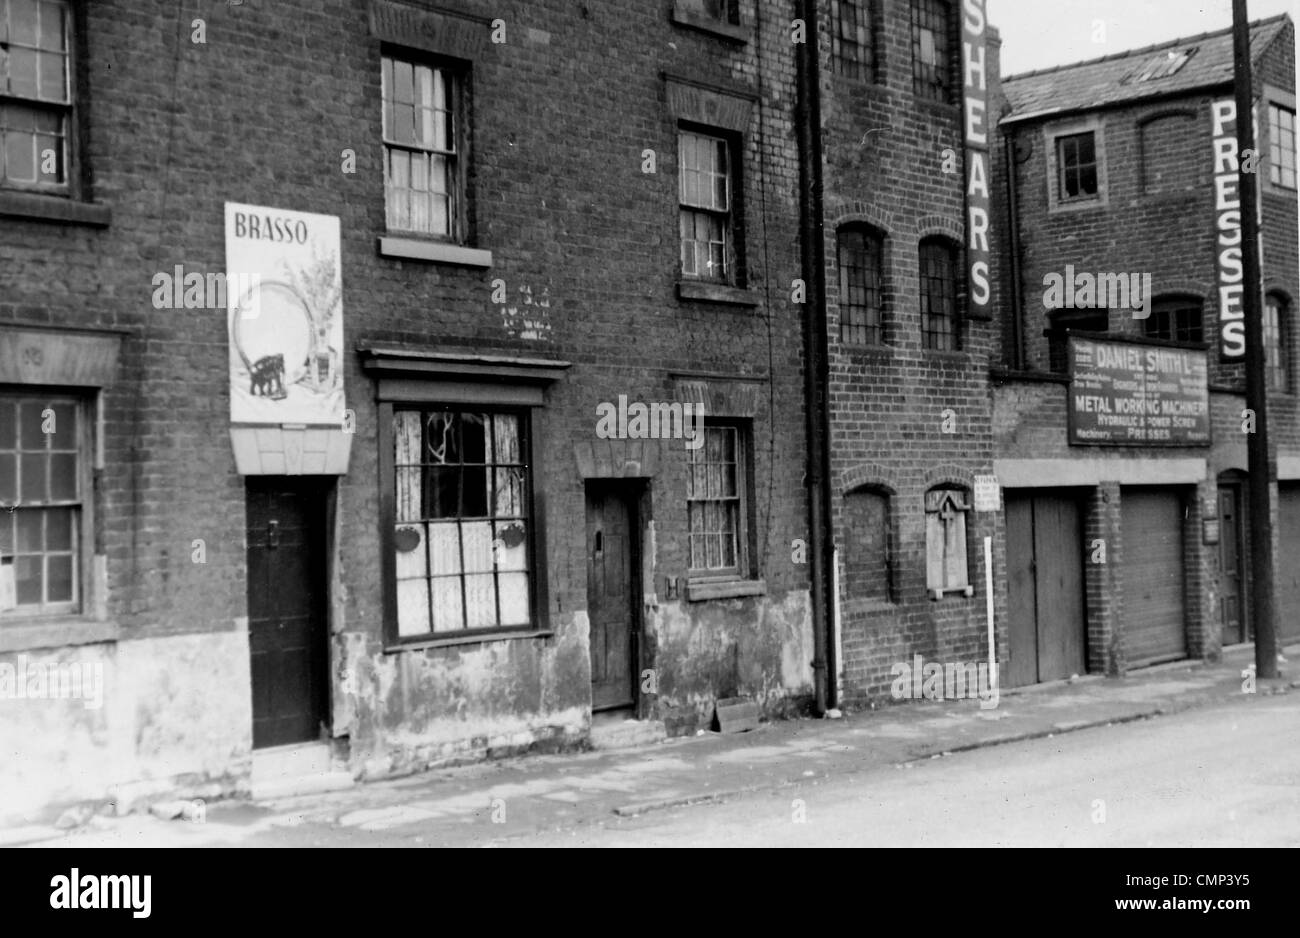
1123, 489, 1187, 666
1279, 485, 1300, 643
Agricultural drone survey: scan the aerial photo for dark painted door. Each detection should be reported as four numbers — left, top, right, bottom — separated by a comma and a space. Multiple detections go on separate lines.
1219, 484, 1248, 646
586, 484, 638, 712
246, 478, 329, 749
1005, 492, 1088, 687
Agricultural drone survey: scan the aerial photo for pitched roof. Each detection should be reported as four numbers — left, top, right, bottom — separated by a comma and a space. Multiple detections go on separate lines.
1001, 14, 1290, 122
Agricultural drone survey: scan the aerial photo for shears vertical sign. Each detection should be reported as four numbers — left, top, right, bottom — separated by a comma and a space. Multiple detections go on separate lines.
963, 0, 991, 314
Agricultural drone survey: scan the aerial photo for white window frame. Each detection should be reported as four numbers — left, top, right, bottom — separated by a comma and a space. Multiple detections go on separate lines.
381, 51, 464, 242
0, 0, 73, 194
1044, 116, 1109, 213
0, 390, 89, 620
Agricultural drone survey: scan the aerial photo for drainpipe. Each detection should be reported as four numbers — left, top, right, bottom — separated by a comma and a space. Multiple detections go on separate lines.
795, 0, 835, 713
1003, 127, 1026, 371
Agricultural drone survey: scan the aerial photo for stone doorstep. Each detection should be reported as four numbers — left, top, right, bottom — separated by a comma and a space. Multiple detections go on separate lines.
249, 741, 355, 801
588, 716, 668, 751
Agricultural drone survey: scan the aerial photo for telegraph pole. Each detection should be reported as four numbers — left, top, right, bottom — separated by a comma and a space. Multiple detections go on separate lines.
1232, 0, 1278, 679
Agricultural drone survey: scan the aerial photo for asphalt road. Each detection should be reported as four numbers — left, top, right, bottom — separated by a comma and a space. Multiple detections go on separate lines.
500, 695, 1300, 847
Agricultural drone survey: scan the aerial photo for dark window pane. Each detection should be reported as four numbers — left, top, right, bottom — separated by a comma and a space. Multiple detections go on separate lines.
15, 555, 41, 604
462, 414, 488, 463
46, 553, 73, 602
15, 509, 42, 551
0, 401, 15, 448
0, 454, 14, 503
19, 401, 45, 449
20, 453, 46, 502
462, 465, 488, 517
424, 466, 460, 519
49, 452, 76, 500
45, 506, 73, 551
11, 0, 39, 45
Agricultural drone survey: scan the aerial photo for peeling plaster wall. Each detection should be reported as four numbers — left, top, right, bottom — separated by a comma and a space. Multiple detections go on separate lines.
0, 631, 250, 824
648, 590, 814, 720
339, 612, 592, 779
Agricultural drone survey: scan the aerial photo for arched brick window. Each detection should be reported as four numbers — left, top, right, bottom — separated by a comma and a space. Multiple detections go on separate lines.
837, 224, 885, 345
1265, 292, 1291, 393
842, 486, 892, 603
919, 236, 959, 350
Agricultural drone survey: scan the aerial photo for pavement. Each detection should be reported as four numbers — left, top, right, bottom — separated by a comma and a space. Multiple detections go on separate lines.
8, 642, 1297, 848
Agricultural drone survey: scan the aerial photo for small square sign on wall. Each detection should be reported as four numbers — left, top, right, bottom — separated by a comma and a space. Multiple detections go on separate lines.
973, 475, 1001, 513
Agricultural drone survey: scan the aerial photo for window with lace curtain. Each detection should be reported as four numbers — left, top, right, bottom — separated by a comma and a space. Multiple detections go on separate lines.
382, 52, 463, 241
389, 409, 533, 638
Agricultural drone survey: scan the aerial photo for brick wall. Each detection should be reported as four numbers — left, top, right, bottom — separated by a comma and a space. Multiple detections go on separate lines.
818, 1, 1003, 702
0, 0, 819, 800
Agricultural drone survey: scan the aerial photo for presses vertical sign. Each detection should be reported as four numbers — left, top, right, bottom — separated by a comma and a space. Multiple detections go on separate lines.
224, 202, 344, 425
1210, 98, 1263, 361
962, 0, 991, 314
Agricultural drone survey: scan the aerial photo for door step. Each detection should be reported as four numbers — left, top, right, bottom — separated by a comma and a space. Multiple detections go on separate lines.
250, 742, 354, 800
589, 715, 667, 750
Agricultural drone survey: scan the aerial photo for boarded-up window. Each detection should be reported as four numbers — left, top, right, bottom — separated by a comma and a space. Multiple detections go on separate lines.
842, 488, 891, 602
925, 487, 970, 597
1140, 113, 1202, 193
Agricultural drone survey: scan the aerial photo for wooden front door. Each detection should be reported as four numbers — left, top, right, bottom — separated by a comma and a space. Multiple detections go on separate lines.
586, 484, 638, 712
1004, 491, 1088, 687
1218, 483, 1248, 646
246, 478, 329, 749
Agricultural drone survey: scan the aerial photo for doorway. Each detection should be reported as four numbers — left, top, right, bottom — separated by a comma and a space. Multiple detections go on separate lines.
585, 482, 641, 713
1005, 490, 1088, 687
246, 477, 330, 749
1218, 476, 1249, 646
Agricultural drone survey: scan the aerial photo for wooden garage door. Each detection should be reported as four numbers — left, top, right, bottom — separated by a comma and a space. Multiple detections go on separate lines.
1279, 486, 1300, 643
1123, 489, 1187, 666
1005, 492, 1087, 687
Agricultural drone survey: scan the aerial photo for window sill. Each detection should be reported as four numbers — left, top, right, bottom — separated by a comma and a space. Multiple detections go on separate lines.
838, 342, 894, 359
384, 628, 553, 652
0, 190, 111, 227
677, 280, 759, 306
0, 617, 119, 653
912, 95, 961, 119
1048, 197, 1107, 214
669, 5, 749, 44
923, 349, 972, 363
685, 578, 766, 602
928, 585, 974, 601
378, 235, 492, 267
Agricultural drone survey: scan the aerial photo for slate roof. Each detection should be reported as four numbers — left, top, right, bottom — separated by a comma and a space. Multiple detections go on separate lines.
1001, 14, 1291, 122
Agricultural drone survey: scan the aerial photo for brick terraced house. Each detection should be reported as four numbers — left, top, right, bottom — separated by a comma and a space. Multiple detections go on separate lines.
0, 0, 833, 821
990, 15, 1299, 684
